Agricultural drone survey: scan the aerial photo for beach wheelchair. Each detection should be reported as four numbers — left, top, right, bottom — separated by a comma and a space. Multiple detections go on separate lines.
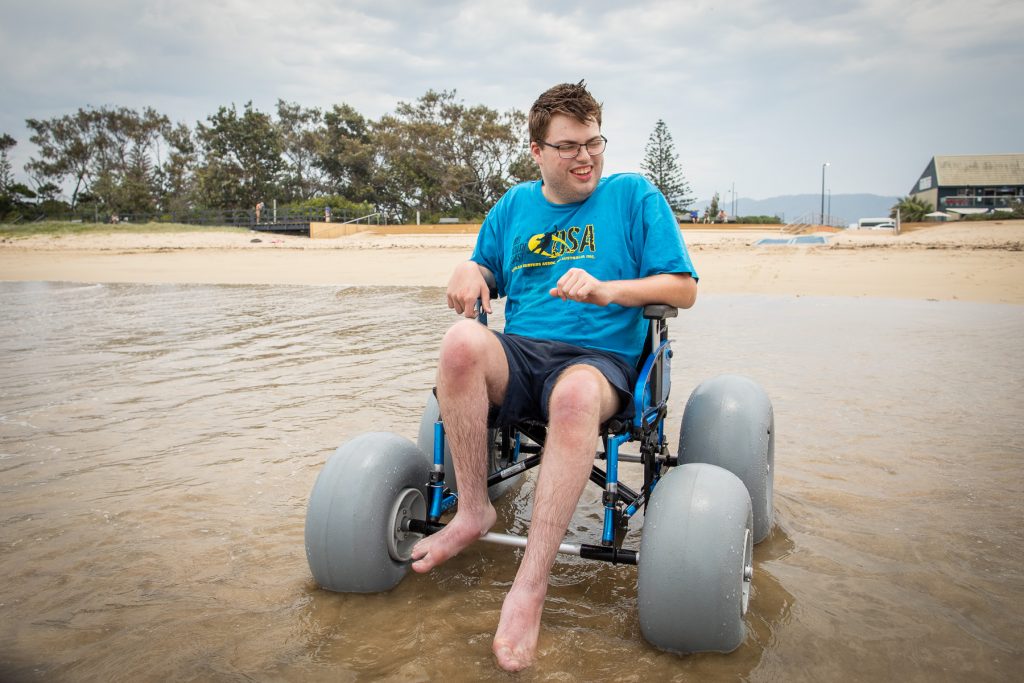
304, 283, 775, 655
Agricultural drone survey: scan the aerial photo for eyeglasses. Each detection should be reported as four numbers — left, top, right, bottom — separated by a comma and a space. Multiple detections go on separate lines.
536, 135, 608, 159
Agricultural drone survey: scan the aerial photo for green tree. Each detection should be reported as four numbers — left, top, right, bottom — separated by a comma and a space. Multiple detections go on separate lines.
157, 122, 199, 213
276, 100, 328, 202
25, 106, 168, 214
195, 102, 284, 209
0, 133, 18, 217
707, 192, 720, 220
373, 90, 534, 221
282, 194, 375, 220
450, 103, 537, 214
120, 144, 157, 214
319, 103, 378, 205
0, 133, 15, 193
25, 109, 96, 209
88, 107, 167, 215
890, 195, 933, 222
640, 119, 694, 212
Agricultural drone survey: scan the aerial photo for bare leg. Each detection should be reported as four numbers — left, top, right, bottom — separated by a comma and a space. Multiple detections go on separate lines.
492, 365, 619, 671
411, 320, 509, 573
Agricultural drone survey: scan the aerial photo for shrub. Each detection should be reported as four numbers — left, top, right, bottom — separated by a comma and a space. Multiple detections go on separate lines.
736, 215, 782, 224
281, 195, 375, 218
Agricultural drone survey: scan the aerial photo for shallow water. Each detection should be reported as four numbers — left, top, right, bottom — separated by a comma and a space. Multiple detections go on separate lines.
0, 281, 1022, 682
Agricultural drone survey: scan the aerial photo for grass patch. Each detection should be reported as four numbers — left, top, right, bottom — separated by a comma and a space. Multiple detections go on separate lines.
0, 221, 253, 239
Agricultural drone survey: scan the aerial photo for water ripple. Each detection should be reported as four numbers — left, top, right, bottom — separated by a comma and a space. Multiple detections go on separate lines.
0, 283, 1022, 680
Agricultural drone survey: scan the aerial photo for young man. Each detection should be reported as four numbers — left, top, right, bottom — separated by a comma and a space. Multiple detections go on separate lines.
410, 81, 699, 671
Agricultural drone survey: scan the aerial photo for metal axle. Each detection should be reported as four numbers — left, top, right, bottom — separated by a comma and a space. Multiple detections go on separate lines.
405, 519, 638, 565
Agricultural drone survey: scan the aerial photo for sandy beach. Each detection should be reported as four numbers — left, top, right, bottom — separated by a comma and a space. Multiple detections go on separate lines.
1, 221, 1022, 303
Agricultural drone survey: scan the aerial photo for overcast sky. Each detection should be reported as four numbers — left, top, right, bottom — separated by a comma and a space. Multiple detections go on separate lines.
2, 0, 1022, 201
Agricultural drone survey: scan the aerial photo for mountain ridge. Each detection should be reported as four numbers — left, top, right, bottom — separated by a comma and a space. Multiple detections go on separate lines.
692, 193, 901, 224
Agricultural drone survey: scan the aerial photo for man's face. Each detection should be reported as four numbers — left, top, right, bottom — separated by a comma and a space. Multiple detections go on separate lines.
530, 114, 604, 205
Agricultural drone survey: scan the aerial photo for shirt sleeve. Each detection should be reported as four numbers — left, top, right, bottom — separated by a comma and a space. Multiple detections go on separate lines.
636, 183, 699, 282
470, 197, 507, 295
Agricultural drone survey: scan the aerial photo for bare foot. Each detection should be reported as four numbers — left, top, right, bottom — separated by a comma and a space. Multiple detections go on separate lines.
492, 584, 546, 672
410, 505, 496, 573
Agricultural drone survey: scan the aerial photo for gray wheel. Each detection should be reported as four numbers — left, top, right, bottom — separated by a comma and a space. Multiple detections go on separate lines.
416, 392, 521, 501
678, 374, 774, 543
304, 432, 429, 593
638, 463, 754, 654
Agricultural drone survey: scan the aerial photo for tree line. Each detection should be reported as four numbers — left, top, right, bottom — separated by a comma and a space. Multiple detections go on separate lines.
0, 90, 539, 223
1, 94, 702, 224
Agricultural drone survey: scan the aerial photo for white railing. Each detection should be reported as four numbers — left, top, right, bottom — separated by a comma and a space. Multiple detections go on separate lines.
339, 212, 381, 225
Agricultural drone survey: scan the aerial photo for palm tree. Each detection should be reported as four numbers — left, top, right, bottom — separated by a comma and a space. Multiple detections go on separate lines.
890, 195, 933, 222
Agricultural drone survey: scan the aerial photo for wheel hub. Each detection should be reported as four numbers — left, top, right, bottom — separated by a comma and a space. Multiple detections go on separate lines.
387, 488, 426, 562
740, 528, 753, 615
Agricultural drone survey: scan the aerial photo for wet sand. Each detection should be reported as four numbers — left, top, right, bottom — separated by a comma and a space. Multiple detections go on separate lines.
1, 221, 1022, 303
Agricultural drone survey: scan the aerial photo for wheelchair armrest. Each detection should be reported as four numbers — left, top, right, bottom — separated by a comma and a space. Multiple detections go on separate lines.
643, 304, 678, 320
480, 265, 499, 300
475, 265, 499, 326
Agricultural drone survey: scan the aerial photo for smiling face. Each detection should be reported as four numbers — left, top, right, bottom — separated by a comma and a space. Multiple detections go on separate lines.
531, 114, 604, 205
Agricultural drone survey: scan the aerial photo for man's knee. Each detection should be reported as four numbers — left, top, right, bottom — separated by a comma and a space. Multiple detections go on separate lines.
439, 320, 492, 369
547, 365, 615, 426
438, 322, 508, 401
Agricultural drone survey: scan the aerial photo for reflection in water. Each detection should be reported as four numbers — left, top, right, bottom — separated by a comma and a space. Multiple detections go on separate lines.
0, 282, 1021, 681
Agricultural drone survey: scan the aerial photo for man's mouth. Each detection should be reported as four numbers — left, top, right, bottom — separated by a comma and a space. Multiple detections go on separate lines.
571, 166, 593, 178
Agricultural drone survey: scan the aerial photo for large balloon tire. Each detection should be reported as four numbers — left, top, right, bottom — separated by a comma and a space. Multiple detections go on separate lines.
416, 392, 521, 502
638, 463, 754, 654
678, 374, 775, 544
305, 432, 428, 593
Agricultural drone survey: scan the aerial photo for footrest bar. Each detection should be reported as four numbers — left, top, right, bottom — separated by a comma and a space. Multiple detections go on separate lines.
480, 531, 582, 557
405, 519, 637, 563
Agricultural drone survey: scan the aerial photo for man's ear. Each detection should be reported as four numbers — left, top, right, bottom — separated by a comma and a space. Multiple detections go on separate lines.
529, 141, 543, 165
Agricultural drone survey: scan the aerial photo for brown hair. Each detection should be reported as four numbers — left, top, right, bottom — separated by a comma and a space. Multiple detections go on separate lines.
528, 80, 603, 142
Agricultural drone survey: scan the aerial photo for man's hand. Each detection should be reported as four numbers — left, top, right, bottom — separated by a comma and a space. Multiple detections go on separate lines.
549, 270, 697, 309
549, 267, 613, 306
447, 261, 492, 317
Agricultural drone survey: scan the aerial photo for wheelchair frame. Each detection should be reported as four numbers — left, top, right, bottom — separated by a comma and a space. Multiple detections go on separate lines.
305, 286, 773, 654
407, 304, 680, 565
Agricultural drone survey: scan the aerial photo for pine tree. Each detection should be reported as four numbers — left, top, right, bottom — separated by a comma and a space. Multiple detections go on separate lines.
708, 192, 720, 219
0, 133, 15, 195
640, 119, 694, 212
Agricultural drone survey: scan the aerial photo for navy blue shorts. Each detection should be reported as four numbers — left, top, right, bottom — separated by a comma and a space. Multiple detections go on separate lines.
491, 332, 638, 427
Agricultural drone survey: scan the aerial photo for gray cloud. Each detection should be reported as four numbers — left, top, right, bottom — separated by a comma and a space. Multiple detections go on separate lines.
1, 0, 1021, 202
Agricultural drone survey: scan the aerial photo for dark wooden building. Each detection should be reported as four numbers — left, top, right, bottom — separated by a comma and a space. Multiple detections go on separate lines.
910, 154, 1024, 219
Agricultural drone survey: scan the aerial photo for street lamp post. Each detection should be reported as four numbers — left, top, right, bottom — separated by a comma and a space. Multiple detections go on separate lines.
821, 162, 830, 225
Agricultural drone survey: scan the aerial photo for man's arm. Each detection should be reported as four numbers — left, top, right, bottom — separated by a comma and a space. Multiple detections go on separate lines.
549, 268, 697, 309
447, 261, 495, 317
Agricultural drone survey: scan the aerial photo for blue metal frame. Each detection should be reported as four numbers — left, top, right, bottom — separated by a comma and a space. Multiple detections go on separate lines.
424, 315, 675, 555
632, 338, 672, 430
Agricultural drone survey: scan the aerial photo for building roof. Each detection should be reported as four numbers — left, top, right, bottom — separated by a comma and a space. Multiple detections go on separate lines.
933, 154, 1024, 187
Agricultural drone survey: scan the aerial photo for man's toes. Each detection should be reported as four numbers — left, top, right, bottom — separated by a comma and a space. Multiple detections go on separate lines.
493, 644, 532, 672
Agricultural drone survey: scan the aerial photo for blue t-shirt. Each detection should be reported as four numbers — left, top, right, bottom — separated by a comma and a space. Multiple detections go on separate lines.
471, 173, 698, 366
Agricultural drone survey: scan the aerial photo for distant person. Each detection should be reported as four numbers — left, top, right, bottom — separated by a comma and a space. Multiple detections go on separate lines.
702, 209, 711, 224
325, 206, 332, 222
689, 209, 699, 223
717, 209, 726, 223
110, 213, 119, 224
255, 201, 265, 223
